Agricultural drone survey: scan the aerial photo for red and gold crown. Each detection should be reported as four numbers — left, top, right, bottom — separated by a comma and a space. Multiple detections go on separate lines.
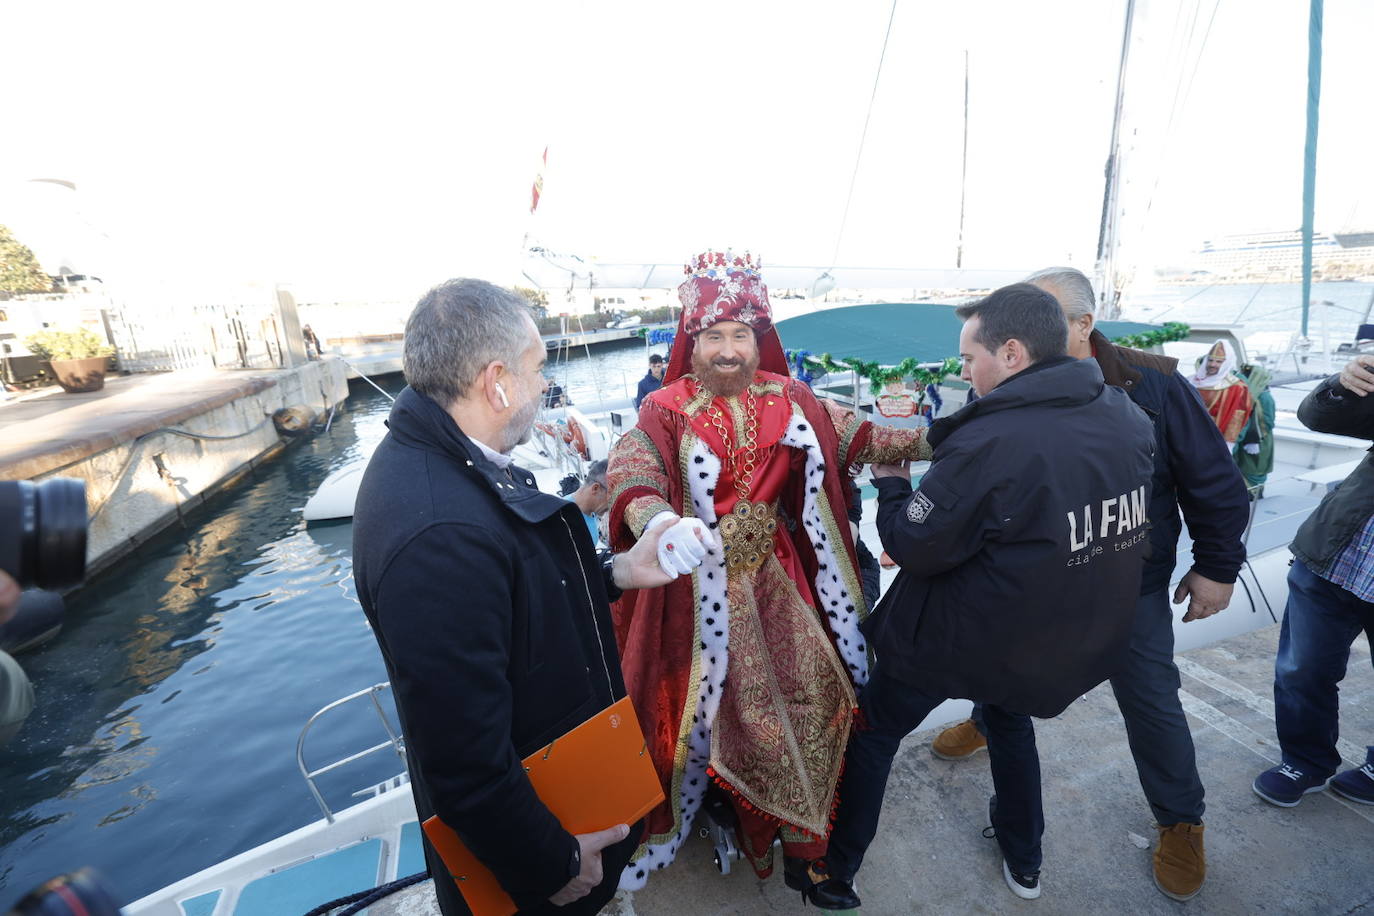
683, 250, 762, 279
678, 249, 771, 335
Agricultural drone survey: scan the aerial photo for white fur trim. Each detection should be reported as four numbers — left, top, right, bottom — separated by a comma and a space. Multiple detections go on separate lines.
779, 410, 870, 684
621, 438, 726, 888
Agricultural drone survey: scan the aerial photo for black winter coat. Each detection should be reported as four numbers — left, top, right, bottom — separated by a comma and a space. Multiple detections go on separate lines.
1290, 373, 1374, 569
1088, 331, 1249, 595
866, 357, 1156, 718
353, 387, 636, 915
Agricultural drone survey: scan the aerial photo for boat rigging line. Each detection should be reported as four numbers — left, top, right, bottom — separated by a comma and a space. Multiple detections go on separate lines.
334, 355, 396, 403
829, 0, 899, 271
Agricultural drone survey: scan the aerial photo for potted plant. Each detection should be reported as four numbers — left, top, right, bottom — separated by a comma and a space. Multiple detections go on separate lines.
24, 328, 117, 393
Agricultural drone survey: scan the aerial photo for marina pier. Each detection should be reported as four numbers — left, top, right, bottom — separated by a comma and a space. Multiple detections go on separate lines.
0, 359, 348, 574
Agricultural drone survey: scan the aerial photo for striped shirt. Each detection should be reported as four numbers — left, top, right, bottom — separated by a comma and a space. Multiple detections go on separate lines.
1315, 511, 1374, 603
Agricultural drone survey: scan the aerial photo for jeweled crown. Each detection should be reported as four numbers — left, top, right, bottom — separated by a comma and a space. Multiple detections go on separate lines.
683, 250, 762, 279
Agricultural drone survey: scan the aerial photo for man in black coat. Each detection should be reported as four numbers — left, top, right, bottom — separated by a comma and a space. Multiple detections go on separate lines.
930, 267, 1251, 901
353, 279, 696, 915
811, 284, 1155, 907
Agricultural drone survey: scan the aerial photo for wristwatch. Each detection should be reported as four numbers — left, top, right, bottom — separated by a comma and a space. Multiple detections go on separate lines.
567, 844, 582, 879
599, 550, 623, 601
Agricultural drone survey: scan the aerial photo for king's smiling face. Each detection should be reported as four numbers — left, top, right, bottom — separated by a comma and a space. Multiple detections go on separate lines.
692, 320, 759, 397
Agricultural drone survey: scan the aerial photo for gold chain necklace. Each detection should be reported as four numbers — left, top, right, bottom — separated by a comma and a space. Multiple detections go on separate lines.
703, 386, 777, 574
704, 388, 760, 500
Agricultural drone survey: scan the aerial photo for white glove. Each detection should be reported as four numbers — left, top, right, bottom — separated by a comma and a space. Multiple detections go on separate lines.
647, 511, 718, 576
1243, 443, 1260, 455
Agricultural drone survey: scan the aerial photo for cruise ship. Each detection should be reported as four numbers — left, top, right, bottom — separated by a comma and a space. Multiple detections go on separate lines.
1197, 228, 1374, 278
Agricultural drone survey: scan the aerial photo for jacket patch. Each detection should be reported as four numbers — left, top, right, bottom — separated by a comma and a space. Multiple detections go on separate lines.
907, 491, 935, 524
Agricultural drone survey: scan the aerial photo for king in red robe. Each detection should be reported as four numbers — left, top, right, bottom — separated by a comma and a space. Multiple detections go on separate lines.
607, 251, 931, 890
1190, 338, 1254, 444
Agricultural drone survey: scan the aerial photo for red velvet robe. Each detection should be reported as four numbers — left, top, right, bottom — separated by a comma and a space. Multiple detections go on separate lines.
607, 370, 926, 883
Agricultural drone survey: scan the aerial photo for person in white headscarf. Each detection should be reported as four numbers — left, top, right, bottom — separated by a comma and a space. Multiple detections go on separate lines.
1190, 339, 1254, 444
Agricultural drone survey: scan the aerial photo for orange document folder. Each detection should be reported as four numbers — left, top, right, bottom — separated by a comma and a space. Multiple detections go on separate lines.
422, 695, 664, 916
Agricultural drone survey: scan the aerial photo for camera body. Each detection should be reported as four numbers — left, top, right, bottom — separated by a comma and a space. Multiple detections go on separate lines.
0, 479, 88, 591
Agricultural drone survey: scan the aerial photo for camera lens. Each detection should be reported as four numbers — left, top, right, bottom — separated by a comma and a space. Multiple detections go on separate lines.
10, 867, 124, 915
0, 478, 88, 590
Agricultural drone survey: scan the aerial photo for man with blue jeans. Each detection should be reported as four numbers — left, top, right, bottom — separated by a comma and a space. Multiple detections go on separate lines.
808, 284, 1156, 907
1253, 354, 1374, 807
930, 268, 1251, 901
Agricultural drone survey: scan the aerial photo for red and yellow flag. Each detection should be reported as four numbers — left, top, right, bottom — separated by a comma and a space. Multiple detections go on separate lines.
530, 146, 547, 214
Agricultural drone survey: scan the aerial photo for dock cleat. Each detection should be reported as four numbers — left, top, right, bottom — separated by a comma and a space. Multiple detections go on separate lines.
1252, 763, 1330, 807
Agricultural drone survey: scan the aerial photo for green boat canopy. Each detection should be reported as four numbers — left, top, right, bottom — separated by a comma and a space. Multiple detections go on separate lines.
775, 302, 1161, 366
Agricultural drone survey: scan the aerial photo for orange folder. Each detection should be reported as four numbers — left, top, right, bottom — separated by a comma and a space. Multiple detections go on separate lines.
422, 695, 664, 916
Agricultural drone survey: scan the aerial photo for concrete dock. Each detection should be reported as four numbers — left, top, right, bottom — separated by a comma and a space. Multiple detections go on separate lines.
326, 323, 674, 380
0, 359, 349, 574
372, 544, 1374, 916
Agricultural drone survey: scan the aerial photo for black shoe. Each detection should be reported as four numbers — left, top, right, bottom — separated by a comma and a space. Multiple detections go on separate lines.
1003, 860, 1042, 900
783, 856, 813, 894
808, 877, 862, 910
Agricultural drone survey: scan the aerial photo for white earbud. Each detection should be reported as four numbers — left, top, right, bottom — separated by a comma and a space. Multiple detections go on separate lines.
494, 382, 510, 407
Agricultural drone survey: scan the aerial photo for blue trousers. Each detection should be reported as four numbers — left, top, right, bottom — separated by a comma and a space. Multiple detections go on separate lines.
827, 665, 1044, 879
972, 587, 1206, 825
1275, 559, 1374, 777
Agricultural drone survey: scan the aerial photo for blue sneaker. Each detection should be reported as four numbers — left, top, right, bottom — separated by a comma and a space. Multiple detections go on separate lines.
1252, 763, 1330, 807
1329, 761, 1374, 805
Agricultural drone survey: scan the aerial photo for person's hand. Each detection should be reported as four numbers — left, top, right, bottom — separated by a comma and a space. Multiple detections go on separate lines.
1172, 570, 1234, 622
549, 824, 630, 906
614, 516, 715, 589
0, 570, 19, 627
1337, 354, 1374, 397
653, 516, 716, 576
870, 461, 911, 482
1243, 443, 1261, 455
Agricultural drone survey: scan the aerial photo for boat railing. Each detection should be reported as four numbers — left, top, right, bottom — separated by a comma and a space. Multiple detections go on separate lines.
296, 682, 407, 823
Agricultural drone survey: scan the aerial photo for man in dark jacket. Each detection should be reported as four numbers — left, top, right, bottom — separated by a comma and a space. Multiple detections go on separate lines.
353, 279, 694, 915
633, 353, 664, 410
930, 267, 1251, 901
1253, 354, 1374, 808
815, 284, 1155, 907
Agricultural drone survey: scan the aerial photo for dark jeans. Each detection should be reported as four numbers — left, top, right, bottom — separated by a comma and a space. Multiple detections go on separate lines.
827, 665, 1044, 879
1275, 559, 1374, 778
971, 587, 1206, 826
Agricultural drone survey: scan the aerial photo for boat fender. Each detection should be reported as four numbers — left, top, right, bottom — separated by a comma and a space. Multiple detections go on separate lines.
0, 588, 65, 655
562, 416, 591, 461
273, 406, 317, 436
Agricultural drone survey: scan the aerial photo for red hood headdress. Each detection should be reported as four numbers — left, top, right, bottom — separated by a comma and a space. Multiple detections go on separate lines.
664, 250, 790, 383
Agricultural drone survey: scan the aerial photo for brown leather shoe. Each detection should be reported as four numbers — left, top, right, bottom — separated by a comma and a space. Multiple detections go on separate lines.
1153, 821, 1205, 900
931, 719, 987, 760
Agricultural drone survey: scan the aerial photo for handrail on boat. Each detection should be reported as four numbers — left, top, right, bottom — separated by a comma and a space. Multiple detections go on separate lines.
296, 682, 406, 823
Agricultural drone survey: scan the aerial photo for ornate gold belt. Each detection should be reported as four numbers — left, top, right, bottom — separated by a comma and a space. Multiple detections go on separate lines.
719, 499, 779, 574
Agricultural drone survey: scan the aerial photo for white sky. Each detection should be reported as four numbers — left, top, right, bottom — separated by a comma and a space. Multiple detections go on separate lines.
1, 0, 1369, 302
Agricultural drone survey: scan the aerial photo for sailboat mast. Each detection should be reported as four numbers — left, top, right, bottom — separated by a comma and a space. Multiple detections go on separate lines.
956, 51, 970, 269
1300, 0, 1323, 339
1095, 0, 1135, 320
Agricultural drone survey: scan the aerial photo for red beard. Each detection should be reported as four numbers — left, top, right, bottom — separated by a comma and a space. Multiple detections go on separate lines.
693, 350, 760, 398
